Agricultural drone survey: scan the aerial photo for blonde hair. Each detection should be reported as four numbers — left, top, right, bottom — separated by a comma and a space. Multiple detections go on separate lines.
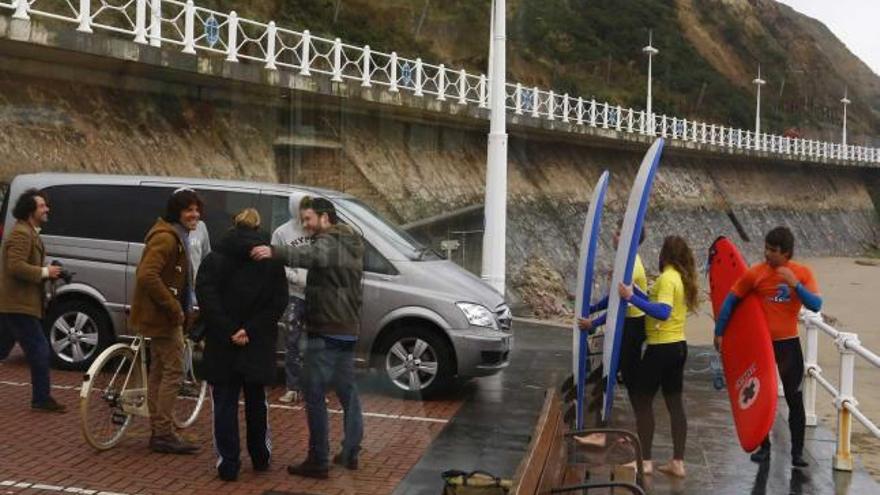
234, 208, 261, 229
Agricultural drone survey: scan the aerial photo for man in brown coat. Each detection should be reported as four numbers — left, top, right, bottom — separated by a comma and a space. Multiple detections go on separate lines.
130, 188, 203, 454
0, 189, 65, 412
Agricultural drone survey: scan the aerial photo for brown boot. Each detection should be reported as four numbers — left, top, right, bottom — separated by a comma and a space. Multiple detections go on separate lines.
149, 433, 200, 454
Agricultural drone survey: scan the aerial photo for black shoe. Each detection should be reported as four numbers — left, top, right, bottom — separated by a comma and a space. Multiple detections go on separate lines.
288, 460, 329, 479
333, 452, 358, 470
750, 445, 771, 463
792, 455, 809, 468
32, 397, 67, 413
149, 434, 200, 455
218, 469, 239, 482
253, 460, 270, 472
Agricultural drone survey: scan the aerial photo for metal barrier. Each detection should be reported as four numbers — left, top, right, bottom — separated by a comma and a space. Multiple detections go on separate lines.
1, 0, 878, 165
802, 310, 880, 471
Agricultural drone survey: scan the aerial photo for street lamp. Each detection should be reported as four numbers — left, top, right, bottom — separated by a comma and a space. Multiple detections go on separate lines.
753, 65, 766, 147
841, 88, 851, 149
642, 30, 659, 134
481, 0, 508, 295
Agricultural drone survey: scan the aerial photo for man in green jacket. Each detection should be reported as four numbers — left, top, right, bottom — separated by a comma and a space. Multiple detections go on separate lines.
0, 189, 65, 412
252, 196, 364, 478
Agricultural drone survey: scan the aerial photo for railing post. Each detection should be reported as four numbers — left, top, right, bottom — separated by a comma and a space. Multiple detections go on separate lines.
803, 314, 819, 427
661, 115, 668, 137
299, 30, 311, 76
181, 0, 196, 54
478, 74, 487, 108
458, 70, 467, 104
149, 0, 162, 47
361, 45, 371, 87
331, 38, 343, 82
134, 0, 147, 44
577, 97, 584, 126
589, 99, 596, 127
671, 118, 678, 139
264, 21, 277, 69
627, 109, 634, 133
389, 52, 399, 93
547, 91, 555, 121
414, 58, 423, 96
701, 122, 707, 144
833, 332, 859, 472
562, 94, 569, 123
637, 111, 645, 134
225, 11, 238, 62
13, 0, 29, 20
601, 102, 608, 128
514, 83, 523, 115
78, 0, 93, 33
531, 87, 539, 118
616, 105, 622, 131
436, 65, 446, 101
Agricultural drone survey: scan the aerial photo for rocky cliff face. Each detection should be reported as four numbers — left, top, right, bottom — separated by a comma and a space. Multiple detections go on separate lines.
1, 65, 877, 319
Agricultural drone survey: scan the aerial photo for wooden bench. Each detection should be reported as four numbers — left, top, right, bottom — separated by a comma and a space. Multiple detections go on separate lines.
510, 386, 645, 495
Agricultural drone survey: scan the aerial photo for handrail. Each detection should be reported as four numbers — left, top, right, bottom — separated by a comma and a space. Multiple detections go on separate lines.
2, 0, 878, 165
801, 310, 880, 471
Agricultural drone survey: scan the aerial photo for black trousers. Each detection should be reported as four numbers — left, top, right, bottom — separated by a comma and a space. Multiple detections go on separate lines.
632, 340, 688, 460
211, 376, 271, 477
760, 338, 806, 457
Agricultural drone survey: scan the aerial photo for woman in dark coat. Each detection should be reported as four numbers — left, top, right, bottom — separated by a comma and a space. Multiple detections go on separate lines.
196, 208, 288, 481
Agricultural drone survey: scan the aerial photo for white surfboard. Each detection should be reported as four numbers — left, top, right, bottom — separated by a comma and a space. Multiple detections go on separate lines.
573, 170, 610, 429
602, 138, 665, 422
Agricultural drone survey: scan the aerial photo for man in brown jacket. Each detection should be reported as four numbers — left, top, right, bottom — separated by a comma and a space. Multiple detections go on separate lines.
130, 188, 203, 454
0, 189, 65, 412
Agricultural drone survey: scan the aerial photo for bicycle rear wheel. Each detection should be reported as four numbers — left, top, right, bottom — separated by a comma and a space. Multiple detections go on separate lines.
80, 344, 143, 450
173, 338, 208, 428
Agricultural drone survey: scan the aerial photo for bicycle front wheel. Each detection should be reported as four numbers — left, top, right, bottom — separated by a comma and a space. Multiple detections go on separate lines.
173, 339, 208, 428
80, 344, 143, 450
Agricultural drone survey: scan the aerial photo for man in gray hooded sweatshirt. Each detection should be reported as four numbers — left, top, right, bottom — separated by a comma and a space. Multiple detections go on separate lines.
272, 194, 311, 403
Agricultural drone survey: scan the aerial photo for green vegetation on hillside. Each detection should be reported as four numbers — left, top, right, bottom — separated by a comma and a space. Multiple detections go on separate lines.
204, 0, 878, 141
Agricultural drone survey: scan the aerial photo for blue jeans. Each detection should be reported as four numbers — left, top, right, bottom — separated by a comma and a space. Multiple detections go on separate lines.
283, 297, 306, 391
1, 313, 51, 404
303, 334, 363, 466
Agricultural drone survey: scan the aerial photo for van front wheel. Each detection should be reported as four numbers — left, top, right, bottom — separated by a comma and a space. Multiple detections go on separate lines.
379, 326, 453, 398
45, 300, 112, 370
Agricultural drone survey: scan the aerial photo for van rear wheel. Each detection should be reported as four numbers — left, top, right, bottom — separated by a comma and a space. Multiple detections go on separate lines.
45, 300, 112, 370
378, 326, 454, 398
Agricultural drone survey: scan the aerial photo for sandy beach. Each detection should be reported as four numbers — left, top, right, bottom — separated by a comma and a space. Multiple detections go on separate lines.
686, 257, 880, 479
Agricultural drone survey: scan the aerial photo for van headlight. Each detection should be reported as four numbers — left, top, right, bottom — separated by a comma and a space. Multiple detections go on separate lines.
456, 302, 498, 329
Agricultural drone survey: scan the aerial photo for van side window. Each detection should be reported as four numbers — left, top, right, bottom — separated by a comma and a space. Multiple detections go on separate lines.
41, 185, 135, 242
364, 241, 397, 275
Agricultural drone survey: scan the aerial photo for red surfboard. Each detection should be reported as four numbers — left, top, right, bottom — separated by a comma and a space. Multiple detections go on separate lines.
708, 237, 777, 452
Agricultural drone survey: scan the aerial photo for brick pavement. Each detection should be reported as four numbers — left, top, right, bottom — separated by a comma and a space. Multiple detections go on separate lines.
0, 349, 462, 495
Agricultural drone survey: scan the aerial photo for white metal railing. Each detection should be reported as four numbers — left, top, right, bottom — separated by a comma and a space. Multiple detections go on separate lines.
3, 0, 879, 165
801, 310, 880, 471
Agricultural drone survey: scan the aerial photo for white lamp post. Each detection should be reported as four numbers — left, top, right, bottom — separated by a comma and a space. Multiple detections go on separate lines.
841, 88, 851, 149
481, 0, 508, 295
753, 65, 766, 149
642, 30, 659, 135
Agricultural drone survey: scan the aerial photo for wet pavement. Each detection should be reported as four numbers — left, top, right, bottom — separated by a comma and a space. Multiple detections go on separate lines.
0, 320, 877, 494
395, 320, 879, 495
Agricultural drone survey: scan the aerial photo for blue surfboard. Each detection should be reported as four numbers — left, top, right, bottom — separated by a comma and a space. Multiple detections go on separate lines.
573, 170, 610, 430
602, 138, 665, 422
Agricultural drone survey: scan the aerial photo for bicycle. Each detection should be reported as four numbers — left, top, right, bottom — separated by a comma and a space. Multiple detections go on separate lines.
79, 334, 208, 450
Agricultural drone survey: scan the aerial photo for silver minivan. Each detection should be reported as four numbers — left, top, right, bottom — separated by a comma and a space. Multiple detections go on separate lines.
1, 173, 513, 396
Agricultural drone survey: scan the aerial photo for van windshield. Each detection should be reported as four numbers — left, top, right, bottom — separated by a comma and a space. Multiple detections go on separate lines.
336, 198, 441, 261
